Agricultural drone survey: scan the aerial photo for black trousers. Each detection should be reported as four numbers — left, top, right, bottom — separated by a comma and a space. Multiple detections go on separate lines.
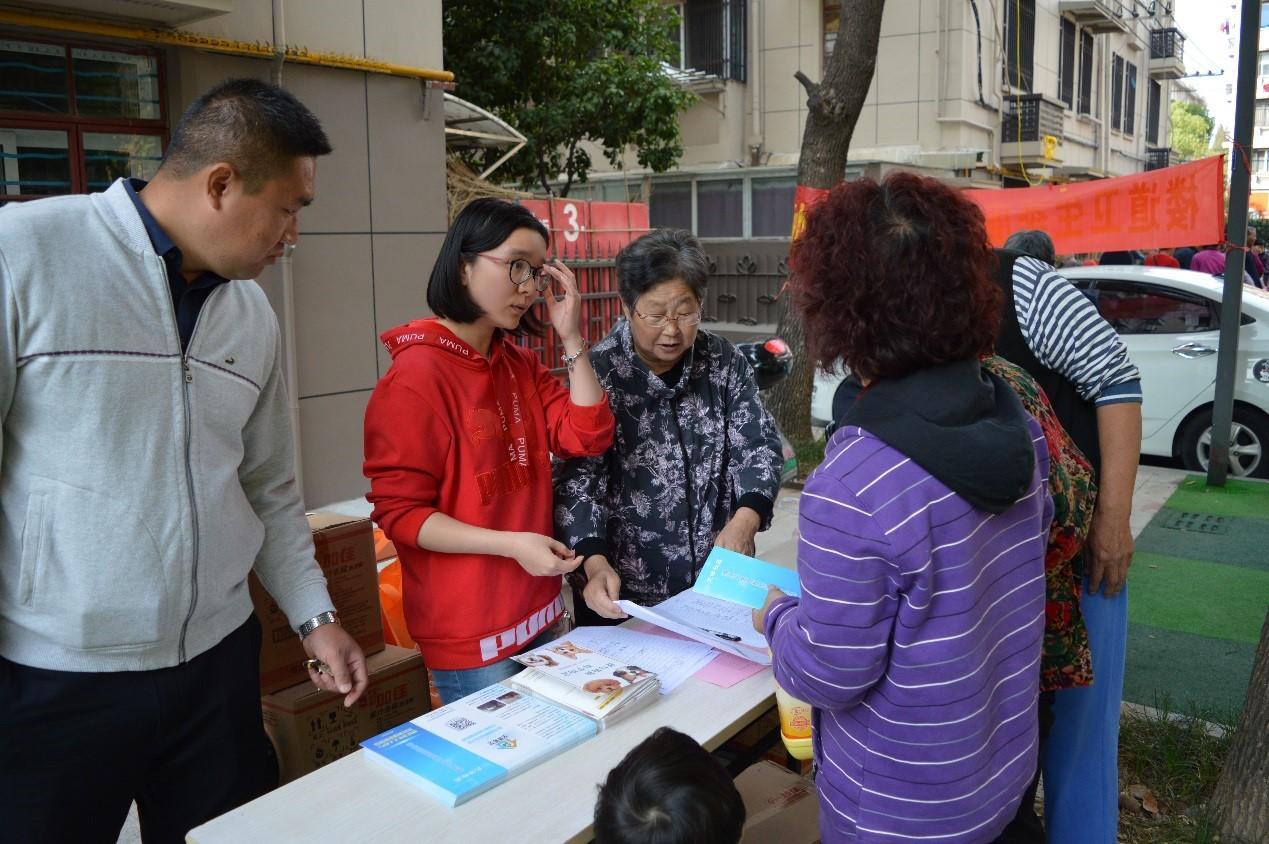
0, 616, 278, 844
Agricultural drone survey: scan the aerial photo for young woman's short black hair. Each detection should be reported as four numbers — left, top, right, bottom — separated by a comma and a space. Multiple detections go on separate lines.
160, 78, 332, 191
615, 229, 709, 309
427, 198, 550, 336
593, 727, 745, 844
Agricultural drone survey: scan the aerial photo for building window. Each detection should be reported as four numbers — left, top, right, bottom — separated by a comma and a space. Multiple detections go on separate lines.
1111, 54, 1124, 131
1256, 101, 1269, 127
1003, 0, 1036, 91
1124, 62, 1137, 137
0, 36, 164, 204
696, 178, 743, 237
649, 180, 692, 229
1253, 149, 1269, 172
1260, 50, 1269, 78
683, 0, 746, 82
751, 176, 796, 237
824, 2, 840, 65
1058, 19, 1076, 108
1261, 1, 1269, 29
666, 3, 685, 69
1147, 79, 1161, 146
646, 172, 798, 239
1078, 30, 1095, 115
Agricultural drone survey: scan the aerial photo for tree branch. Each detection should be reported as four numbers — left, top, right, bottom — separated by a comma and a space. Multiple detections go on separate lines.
561, 140, 578, 198
537, 149, 552, 197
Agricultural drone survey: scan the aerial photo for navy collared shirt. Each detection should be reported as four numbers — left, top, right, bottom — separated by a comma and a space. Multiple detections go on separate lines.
124, 178, 230, 351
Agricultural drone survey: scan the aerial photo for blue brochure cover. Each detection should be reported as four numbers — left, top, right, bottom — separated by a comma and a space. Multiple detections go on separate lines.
360, 683, 597, 806
693, 547, 801, 608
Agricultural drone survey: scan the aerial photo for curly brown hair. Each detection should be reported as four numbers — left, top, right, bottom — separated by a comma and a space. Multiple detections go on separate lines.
790, 172, 1002, 380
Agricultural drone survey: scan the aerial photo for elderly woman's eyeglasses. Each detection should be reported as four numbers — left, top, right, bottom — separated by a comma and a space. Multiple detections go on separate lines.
477, 253, 551, 292
634, 310, 703, 329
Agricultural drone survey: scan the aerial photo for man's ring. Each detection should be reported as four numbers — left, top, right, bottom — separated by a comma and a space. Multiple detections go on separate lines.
303, 658, 331, 677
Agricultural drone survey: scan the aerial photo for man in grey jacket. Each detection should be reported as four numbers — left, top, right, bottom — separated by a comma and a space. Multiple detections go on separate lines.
0, 79, 367, 842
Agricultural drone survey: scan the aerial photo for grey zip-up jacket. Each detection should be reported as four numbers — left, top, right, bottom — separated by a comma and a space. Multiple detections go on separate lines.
0, 179, 332, 672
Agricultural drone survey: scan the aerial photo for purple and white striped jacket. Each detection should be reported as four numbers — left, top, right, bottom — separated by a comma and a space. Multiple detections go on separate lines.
766, 421, 1052, 843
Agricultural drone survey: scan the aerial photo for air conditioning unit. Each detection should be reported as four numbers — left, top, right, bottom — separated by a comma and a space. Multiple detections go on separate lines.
19, 0, 232, 27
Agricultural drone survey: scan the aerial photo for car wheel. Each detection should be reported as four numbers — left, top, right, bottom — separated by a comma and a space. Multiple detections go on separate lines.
1178, 406, 1269, 479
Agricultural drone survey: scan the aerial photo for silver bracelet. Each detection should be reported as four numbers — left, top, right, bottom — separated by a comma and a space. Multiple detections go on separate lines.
298, 610, 339, 639
561, 339, 589, 372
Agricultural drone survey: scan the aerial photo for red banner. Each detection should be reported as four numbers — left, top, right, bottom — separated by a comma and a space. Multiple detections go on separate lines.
791, 184, 830, 241
965, 156, 1226, 255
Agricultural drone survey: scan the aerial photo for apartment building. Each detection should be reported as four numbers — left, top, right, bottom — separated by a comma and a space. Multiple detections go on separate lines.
1248, 2, 1269, 214
578, 0, 1189, 240
0, 0, 448, 507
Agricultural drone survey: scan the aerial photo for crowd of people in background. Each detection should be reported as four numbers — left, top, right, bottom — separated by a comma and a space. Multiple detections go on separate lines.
1051, 226, 1269, 289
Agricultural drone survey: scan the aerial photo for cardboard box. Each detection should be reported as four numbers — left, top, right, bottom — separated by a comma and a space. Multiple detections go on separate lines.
262, 644, 429, 783
251, 512, 386, 694
737, 760, 821, 844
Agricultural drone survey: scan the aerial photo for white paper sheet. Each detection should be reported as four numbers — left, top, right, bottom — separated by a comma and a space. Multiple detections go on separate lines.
564, 626, 719, 694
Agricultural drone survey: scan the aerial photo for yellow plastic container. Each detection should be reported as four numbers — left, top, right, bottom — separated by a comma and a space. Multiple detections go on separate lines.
775, 684, 814, 761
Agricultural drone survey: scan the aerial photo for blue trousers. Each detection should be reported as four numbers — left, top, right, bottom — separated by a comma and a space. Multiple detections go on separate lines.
429, 629, 556, 706
1043, 578, 1129, 844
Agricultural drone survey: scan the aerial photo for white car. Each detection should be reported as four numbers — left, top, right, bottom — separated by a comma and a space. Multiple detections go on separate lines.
810, 266, 1269, 478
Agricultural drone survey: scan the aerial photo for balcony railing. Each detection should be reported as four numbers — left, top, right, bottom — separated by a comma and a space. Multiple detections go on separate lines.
682, 0, 746, 83
1145, 147, 1177, 171
1058, 0, 1129, 34
1150, 28, 1184, 61
1149, 27, 1186, 79
1002, 95, 1065, 143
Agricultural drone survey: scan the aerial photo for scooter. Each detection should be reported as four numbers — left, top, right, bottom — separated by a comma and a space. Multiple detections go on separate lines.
735, 336, 799, 484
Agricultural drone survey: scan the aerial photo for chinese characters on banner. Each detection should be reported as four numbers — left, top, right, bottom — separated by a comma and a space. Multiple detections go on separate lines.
965, 156, 1226, 254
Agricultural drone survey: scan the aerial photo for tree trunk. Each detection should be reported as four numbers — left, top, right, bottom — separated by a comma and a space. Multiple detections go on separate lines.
1209, 608, 1269, 842
766, 0, 887, 443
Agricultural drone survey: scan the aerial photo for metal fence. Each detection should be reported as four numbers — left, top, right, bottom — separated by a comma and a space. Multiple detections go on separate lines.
697, 239, 789, 340
516, 198, 649, 373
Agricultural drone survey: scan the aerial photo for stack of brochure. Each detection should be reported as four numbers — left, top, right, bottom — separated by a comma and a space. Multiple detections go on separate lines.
507, 638, 661, 727
359, 683, 596, 806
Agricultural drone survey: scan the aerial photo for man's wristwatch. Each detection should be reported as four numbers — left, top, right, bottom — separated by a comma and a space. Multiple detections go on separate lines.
298, 610, 339, 639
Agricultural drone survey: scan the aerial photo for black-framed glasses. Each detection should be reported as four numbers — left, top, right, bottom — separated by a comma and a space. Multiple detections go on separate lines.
634, 309, 703, 329
478, 253, 550, 292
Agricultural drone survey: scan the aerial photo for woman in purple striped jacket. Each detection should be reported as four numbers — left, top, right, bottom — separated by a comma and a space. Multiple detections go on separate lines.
757, 173, 1054, 843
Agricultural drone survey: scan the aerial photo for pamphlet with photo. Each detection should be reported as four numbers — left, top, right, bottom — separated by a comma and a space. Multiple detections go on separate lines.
507, 638, 661, 725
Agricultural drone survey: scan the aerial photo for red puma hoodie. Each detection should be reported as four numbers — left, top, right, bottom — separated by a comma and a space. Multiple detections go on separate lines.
364, 319, 614, 670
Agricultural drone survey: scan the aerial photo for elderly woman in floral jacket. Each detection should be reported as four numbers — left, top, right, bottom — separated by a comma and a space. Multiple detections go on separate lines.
553, 229, 783, 624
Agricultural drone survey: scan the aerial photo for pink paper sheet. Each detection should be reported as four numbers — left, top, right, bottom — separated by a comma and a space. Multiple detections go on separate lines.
628, 621, 766, 688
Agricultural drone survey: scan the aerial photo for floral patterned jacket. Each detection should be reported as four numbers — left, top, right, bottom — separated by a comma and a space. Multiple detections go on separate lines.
986, 355, 1096, 690
553, 320, 783, 606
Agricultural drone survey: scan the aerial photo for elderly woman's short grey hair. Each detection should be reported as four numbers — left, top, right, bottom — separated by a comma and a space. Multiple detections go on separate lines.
1003, 229, 1057, 268
615, 229, 709, 309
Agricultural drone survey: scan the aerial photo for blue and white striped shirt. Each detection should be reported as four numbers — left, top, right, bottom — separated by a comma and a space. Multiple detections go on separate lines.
1011, 256, 1143, 406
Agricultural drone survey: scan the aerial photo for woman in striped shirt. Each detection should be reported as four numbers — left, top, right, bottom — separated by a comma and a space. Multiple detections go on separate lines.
758, 173, 1053, 843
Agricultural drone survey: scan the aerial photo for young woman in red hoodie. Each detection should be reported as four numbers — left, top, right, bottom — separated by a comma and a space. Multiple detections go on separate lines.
363, 199, 614, 704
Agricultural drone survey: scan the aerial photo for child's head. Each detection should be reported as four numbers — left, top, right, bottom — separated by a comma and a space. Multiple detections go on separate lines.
593, 727, 745, 844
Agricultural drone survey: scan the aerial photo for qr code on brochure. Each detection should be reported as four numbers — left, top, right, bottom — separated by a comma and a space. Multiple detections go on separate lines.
447, 717, 476, 731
